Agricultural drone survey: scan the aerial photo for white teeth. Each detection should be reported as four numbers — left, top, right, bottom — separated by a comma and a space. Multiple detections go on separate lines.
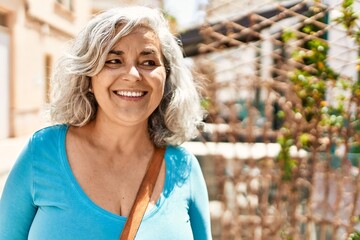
115, 91, 145, 97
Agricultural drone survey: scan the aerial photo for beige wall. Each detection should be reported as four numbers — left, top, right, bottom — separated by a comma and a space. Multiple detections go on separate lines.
92, 0, 161, 13
0, 0, 173, 138
0, 0, 91, 138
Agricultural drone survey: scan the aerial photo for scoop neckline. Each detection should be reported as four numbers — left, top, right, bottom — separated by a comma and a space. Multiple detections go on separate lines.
58, 124, 167, 221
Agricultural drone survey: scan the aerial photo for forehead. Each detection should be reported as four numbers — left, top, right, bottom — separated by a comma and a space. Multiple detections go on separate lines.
111, 26, 161, 52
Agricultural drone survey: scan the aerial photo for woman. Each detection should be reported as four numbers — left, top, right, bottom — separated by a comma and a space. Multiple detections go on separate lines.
0, 6, 212, 240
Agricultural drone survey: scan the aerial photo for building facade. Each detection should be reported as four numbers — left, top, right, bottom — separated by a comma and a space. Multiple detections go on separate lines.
0, 0, 91, 138
92, 0, 161, 14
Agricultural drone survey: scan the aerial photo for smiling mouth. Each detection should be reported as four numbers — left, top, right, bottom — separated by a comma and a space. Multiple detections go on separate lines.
114, 90, 147, 98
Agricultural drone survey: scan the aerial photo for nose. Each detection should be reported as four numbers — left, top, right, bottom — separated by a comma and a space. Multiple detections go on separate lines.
124, 65, 141, 82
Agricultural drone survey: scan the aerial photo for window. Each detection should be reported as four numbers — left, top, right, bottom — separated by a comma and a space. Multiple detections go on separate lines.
69, 0, 74, 12
44, 55, 52, 103
55, 0, 74, 12
54, 0, 75, 21
0, 12, 7, 27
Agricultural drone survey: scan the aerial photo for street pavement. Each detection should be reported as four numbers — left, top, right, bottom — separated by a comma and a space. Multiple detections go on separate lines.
0, 135, 30, 194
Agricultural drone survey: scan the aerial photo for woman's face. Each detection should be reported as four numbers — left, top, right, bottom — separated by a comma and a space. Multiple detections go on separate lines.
91, 27, 167, 127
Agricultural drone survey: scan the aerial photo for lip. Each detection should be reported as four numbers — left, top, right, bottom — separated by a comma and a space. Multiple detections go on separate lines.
113, 90, 148, 100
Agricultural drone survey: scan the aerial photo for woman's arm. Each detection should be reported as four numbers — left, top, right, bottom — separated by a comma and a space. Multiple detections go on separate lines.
0, 138, 37, 239
189, 156, 213, 240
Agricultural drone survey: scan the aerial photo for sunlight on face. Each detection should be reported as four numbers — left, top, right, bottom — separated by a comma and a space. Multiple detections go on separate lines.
91, 27, 167, 127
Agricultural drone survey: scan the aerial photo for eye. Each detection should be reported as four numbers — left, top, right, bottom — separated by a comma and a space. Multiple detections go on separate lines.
142, 60, 157, 66
105, 59, 122, 65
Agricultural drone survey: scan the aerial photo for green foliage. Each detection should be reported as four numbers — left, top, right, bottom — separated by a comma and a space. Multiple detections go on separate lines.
334, 0, 360, 44
277, 110, 285, 119
353, 119, 360, 133
201, 98, 212, 110
277, 131, 297, 181
290, 69, 327, 121
299, 133, 312, 149
320, 105, 346, 128
277, 0, 359, 182
281, 29, 297, 43
292, 39, 338, 80
348, 231, 360, 240
356, 30, 360, 45
335, 0, 358, 32
352, 79, 360, 99
288, 34, 342, 122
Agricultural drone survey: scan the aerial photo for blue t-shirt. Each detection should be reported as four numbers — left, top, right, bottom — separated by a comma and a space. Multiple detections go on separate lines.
0, 125, 212, 239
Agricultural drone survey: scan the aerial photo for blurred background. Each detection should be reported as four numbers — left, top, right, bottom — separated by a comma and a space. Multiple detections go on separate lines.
0, 0, 360, 239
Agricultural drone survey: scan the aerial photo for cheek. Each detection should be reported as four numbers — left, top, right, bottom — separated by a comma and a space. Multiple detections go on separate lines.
157, 78, 166, 97
91, 73, 110, 90
148, 71, 166, 90
150, 79, 166, 105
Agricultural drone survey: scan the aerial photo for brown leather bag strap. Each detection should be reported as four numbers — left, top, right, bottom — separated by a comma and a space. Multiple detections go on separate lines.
119, 147, 166, 240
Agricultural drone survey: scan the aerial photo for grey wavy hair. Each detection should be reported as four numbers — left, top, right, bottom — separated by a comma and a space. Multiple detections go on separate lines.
50, 6, 205, 146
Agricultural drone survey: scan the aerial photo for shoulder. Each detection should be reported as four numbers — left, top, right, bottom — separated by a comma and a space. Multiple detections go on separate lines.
9, 125, 68, 181
165, 145, 198, 167
25, 125, 68, 157
32, 124, 68, 141
165, 145, 202, 177
30, 124, 67, 145
166, 145, 195, 158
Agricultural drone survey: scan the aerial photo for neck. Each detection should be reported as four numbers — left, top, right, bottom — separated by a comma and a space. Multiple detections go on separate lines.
84, 117, 154, 156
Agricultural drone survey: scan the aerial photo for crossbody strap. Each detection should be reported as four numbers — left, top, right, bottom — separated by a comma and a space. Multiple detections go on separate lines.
119, 147, 166, 240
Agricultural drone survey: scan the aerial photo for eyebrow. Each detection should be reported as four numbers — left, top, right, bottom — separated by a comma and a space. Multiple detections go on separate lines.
108, 50, 124, 56
140, 49, 158, 56
107, 49, 159, 56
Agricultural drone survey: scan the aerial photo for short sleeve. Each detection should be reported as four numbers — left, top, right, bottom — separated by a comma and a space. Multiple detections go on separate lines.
0, 137, 37, 239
